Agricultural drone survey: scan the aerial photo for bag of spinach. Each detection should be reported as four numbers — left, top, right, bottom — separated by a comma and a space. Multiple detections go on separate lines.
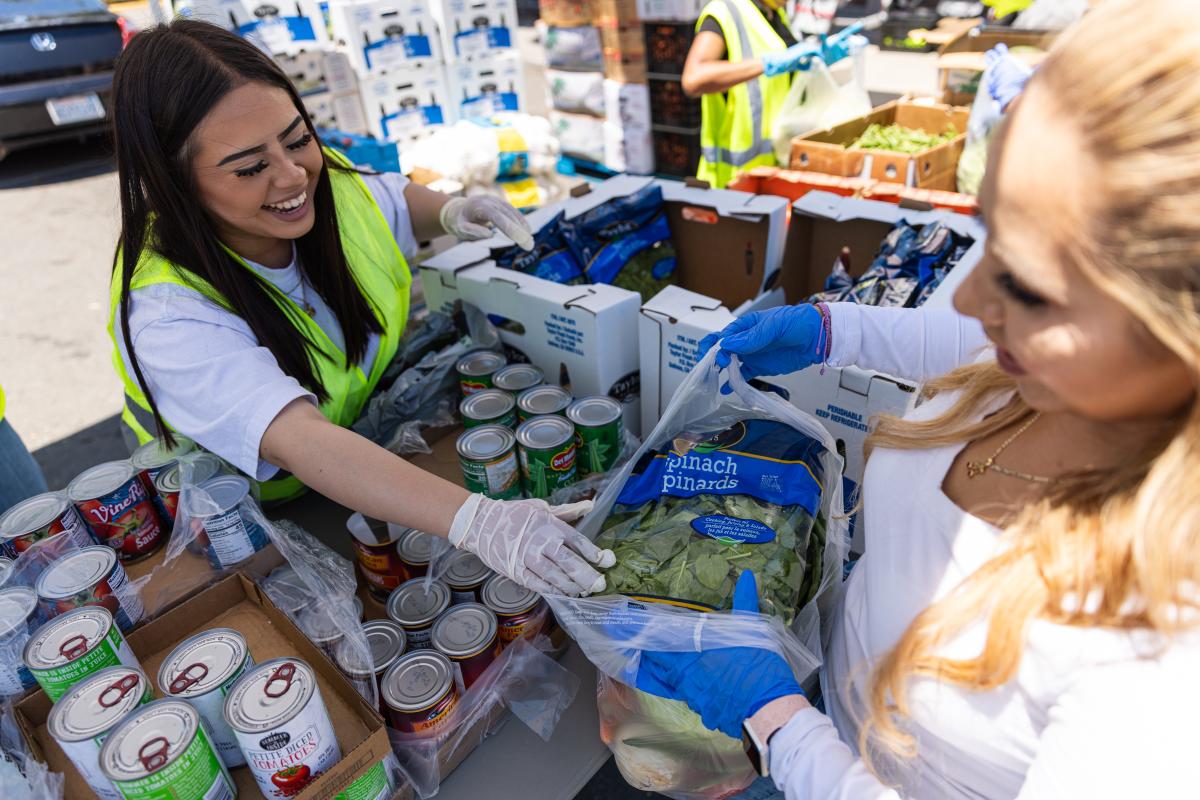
548, 347, 847, 800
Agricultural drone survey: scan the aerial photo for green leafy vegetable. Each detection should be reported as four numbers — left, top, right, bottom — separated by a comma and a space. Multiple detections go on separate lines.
851, 122, 959, 154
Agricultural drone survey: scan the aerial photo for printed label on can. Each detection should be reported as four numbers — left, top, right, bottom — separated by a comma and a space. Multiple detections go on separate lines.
60, 734, 123, 800
459, 451, 521, 500
75, 477, 162, 561
404, 626, 433, 650
519, 442, 577, 499
112, 722, 233, 800
395, 690, 458, 734
201, 508, 258, 567
577, 421, 622, 476
33, 625, 139, 702
460, 376, 493, 396
332, 759, 393, 800
236, 685, 340, 798
352, 540, 406, 599
184, 665, 251, 768
463, 409, 517, 430
449, 589, 477, 606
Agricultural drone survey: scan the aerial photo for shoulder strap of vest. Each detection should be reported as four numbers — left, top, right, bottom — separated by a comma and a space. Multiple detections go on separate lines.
700, 0, 776, 169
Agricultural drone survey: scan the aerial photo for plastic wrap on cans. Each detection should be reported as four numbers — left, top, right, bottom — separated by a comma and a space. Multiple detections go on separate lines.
347, 515, 409, 602
193, 476, 270, 569
516, 385, 572, 422
493, 363, 544, 395
441, 550, 492, 605
0, 585, 40, 695
456, 425, 522, 500
482, 574, 556, 646
456, 350, 507, 396
460, 388, 518, 429
431, 603, 501, 689
0, 555, 11, 585
129, 435, 195, 506
99, 700, 235, 800
158, 628, 254, 768
397, 529, 436, 580
0, 492, 95, 559
387, 578, 450, 650
153, 453, 223, 528
68, 461, 164, 562
224, 658, 339, 798
47, 665, 153, 800
381, 650, 459, 735
567, 396, 623, 476
516, 415, 578, 499
23, 606, 141, 701
35, 546, 144, 631
261, 565, 310, 620
334, 619, 406, 706
299, 597, 364, 658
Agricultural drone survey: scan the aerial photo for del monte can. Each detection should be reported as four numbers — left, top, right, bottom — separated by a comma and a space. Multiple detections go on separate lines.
456, 350, 507, 396
492, 363, 544, 395
456, 425, 521, 500
515, 415, 578, 499
567, 396, 623, 475
460, 388, 517, 430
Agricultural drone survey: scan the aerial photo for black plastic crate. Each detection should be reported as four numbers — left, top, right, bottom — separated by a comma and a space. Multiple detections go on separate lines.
879, 10, 941, 52
648, 76, 702, 128
643, 21, 694, 76
651, 124, 701, 178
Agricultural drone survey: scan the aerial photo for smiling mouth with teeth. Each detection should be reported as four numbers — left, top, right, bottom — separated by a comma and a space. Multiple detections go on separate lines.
263, 190, 308, 213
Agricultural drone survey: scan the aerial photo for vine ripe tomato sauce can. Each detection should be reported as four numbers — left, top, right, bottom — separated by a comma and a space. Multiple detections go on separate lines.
381, 650, 459, 735
23, 606, 142, 701
0, 586, 41, 694
0, 492, 95, 560
47, 665, 153, 800
456, 350, 507, 396
348, 516, 408, 602
68, 461, 164, 562
431, 603, 501, 689
35, 546, 145, 632
224, 658, 340, 799
99, 699, 236, 800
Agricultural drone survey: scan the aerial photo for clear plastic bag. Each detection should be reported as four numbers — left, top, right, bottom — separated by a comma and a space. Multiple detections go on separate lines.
548, 428, 642, 506
956, 57, 1004, 196
771, 56, 872, 165
1, 697, 63, 799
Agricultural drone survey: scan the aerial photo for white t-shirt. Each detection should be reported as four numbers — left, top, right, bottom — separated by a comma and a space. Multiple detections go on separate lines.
114, 172, 418, 480
767, 303, 1200, 798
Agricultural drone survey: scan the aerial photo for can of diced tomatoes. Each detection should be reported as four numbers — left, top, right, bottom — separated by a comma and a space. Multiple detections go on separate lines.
35, 546, 144, 632
442, 551, 493, 605
381, 650, 459, 735
0, 586, 40, 695
386, 578, 450, 650
456, 425, 522, 500
396, 529, 436, 581
334, 619, 406, 706
493, 363, 544, 395
158, 628, 254, 769
0, 492, 95, 560
129, 435, 195, 505
431, 603, 501, 689
516, 385, 572, 422
348, 516, 408, 602
192, 476, 270, 569
516, 415, 578, 499
456, 350, 507, 396
482, 574, 555, 646
99, 699, 236, 800
225, 658, 340, 798
48, 665, 153, 800
460, 389, 518, 430
152, 453, 224, 528
566, 396, 623, 476
68, 461, 164, 562
23, 606, 141, 701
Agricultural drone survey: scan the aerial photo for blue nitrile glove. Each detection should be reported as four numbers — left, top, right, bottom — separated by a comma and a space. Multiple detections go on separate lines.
761, 41, 820, 77
818, 21, 864, 67
633, 572, 804, 739
698, 304, 826, 386
985, 43, 1034, 112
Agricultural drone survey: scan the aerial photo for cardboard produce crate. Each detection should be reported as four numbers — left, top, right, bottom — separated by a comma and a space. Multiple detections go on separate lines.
788, 100, 970, 192
539, 0, 593, 27
727, 166, 979, 215
936, 27, 1055, 106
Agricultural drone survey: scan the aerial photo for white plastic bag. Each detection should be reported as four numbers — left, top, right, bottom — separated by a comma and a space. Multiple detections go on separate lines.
547, 69, 606, 117
1, 698, 63, 799
771, 58, 872, 165
1014, 0, 1087, 29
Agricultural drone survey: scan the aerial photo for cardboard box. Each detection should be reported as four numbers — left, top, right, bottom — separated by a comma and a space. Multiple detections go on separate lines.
936, 27, 1054, 106
789, 100, 970, 192
596, 16, 643, 53
303, 90, 371, 134
432, 0, 518, 58
602, 47, 647, 83
14, 572, 393, 800
182, 0, 330, 52
359, 60, 450, 140
274, 49, 358, 97
593, 0, 639, 21
604, 119, 654, 173
538, 0, 593, 26
543, 23, 604, 71
329, 0, 442, 75
634, 0, 702, 21
551, 110, 607, 162
445, 50, 527, 118
727, 166, 979, 216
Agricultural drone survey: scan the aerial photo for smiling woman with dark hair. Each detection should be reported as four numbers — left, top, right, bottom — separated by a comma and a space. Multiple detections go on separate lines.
105, 19, 614, 597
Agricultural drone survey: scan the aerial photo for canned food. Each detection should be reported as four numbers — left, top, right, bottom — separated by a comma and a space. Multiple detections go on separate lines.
298, 598, 364, 658
460, 389, 517, 430
334, 619, 406, 704
381, 650, 459, 735
516, 385, 572, 422
516, 416, 578, 499
193, 476, 270, 569
36, 546, 144, 631
68, 461, 164, 562
0, 556, 12, 585
386, 578, 450, 650
99, 699, 235, 800
493, 363, 544, 395
48, 665, 153, 800
158, 628, 254, 768
261, 566, 309, 619
129, 435, 195, 502
153, 453, 223, 527
431, 603, 501, 689
339, 756, 398, 800
456, 425, 522, 500
482, 574, 554, 646
23, 606, 141, 701
567, 396, 623, 475
442, 551, 492, 605
0, 586, 39, 694
225, 658, 339, 798
0, 492, 94, 560
396, 529, 437, 580
456, 350, 507, 396
348, 517, 407, 602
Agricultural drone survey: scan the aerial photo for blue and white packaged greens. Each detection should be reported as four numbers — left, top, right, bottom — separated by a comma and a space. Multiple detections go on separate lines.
494, 210, 585, 285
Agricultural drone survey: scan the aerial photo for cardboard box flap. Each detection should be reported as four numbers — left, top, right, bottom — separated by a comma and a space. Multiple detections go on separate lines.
639, 284, 728, 324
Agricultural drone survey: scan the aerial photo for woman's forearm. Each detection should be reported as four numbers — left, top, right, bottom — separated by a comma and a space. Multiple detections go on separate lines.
681, 58, 765, 96
261, 399, 470, 536
403, 181, 454, 242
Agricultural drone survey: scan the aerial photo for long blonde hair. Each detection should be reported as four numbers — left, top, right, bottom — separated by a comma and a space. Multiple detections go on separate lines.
859, 0, 1200, 766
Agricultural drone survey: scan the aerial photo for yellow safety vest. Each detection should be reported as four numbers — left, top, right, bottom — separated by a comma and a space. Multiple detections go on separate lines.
107, 149, 411, 504
696, 0, 793, 189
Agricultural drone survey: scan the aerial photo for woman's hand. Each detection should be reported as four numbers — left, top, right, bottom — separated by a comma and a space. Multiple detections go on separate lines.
698, 304, 826, 383
440, 195, 534, 251
449, 494, 615, 596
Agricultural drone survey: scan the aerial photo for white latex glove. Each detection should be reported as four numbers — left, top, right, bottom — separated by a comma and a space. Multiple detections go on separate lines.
439, 195, 535, 251
449, 494, 615, 596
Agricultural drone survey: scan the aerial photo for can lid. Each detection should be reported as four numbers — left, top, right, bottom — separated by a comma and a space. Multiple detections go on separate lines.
262, 566, 308, 615
455, 350, 506, 377
387, 578, 450, 628
299, 598, 363, 642
224, 657, 318, 734
0, 586, 37, 637
456, 425, 516, 461
516, 415, 575, 450
431, 603, 498, 658
442, 551, 490, 590
493, 364, 544, 393
24, 606, 115, 669
349, 516, 406, 547
397, 529, 436, 564
0, 557, 13, 588
0, 492, 71, 540
196, 475, 250, 514
49, 666, 149, 742
67, 461, 137, 502
381, 650, 454, 713
336, 619, 407, 677
156, 454, 222, 494
35, 546, 117, 601
481, 574, 540, 616
130, 436, 195, 471
566, 396, 623, 428
516, 385, 572, 416
158, 628, 248, 698
460, 389, 515, 421
100, 700, 198, 781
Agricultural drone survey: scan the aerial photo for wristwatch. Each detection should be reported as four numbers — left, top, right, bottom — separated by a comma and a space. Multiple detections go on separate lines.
742, 695, 809, 778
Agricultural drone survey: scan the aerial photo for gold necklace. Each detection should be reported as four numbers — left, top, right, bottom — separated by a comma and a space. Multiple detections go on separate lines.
965, 412, 1055, 484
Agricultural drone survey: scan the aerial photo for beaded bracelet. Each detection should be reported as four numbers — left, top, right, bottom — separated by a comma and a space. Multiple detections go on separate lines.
814, 302, 832, 375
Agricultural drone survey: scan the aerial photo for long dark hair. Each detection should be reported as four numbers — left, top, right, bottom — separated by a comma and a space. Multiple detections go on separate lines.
110, 20, 383, 442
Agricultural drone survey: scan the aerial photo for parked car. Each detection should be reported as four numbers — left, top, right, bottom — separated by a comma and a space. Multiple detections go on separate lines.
0, 0, 133, 160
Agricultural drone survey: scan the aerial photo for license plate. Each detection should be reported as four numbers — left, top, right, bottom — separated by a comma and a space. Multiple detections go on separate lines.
45, 93, 106, 126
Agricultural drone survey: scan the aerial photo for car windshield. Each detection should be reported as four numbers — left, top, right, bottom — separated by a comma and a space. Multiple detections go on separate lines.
0, 0, 107, 20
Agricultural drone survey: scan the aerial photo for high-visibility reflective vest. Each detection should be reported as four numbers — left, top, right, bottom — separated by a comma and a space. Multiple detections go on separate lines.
107, 149, 411, 504
0, 384, 5, 422
696, 0, 793, 189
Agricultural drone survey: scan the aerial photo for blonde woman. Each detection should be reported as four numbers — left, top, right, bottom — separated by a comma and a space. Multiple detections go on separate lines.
625, 1, 1200, 796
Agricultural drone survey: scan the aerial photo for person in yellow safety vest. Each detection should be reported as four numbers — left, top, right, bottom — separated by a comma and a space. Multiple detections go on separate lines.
682, 14, 863, 189
104, 20, 615, 598
0, 383, 50, 515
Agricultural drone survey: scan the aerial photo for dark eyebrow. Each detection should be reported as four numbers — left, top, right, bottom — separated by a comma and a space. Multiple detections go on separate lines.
216, 116, 303, 167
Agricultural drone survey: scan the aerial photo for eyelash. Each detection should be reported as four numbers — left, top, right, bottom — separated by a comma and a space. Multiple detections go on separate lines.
233, 134, 313, 177
995, 272, 1047, 308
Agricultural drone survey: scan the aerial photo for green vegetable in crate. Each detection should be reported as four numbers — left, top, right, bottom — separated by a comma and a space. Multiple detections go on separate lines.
596, 418, 828, 626
851, 122, 959, 154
